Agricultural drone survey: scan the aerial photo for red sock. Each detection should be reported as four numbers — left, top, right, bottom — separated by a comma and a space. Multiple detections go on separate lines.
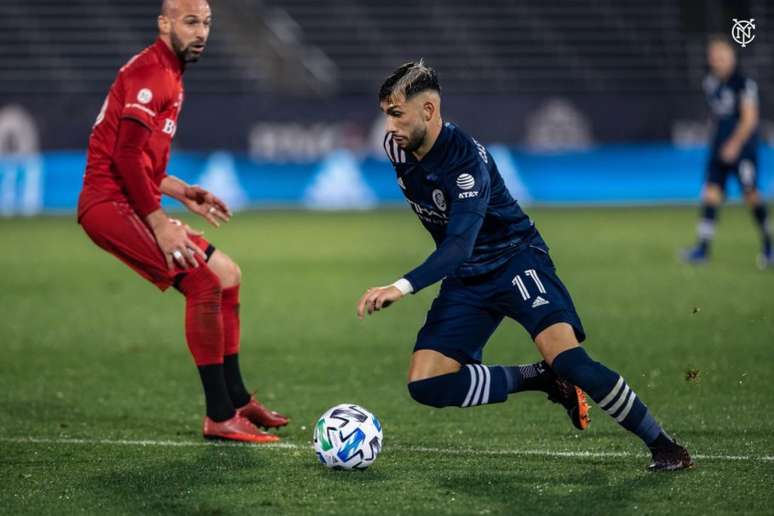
222, 285, 240, 356
178, 266, 224, 365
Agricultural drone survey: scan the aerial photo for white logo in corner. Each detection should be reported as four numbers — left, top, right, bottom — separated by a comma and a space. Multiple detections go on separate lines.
432, 189, 447, 211
731, 18, 755, 48
137, 88, 153, 104
456, 173, 475, 190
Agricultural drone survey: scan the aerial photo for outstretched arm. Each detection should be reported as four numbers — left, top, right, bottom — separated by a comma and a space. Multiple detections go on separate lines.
357, 210, 484, 319
113, 118, 205, 270
721, 80, 759, 163
160, 176, 232, 227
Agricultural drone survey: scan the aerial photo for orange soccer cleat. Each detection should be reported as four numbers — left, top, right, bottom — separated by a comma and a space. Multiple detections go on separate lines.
202, 414, 280, 443
236, 395, 289, 429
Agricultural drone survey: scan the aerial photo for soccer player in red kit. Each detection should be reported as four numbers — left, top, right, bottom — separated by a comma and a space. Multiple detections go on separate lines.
77, 0, 288, 443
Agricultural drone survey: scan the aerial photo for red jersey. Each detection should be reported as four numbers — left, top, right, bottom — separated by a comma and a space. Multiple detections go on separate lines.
78, 39, 184, 220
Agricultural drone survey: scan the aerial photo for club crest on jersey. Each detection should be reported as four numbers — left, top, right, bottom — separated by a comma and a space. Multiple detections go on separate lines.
432, 189, 447, 211
456, 173, 475, 190
137, 88, 153, 105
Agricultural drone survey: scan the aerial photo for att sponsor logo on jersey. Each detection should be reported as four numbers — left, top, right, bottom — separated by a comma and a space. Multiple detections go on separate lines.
458, 191, 479, 199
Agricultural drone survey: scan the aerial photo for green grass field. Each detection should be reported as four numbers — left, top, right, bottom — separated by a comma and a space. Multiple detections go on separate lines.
1, 206, 773, 515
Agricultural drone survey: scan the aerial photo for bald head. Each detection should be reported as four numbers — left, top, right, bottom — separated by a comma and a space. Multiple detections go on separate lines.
158, 0, 211, 63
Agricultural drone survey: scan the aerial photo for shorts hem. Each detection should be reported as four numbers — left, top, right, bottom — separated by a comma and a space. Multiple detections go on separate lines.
529, 310, 586, 343
411, 345, 480, 365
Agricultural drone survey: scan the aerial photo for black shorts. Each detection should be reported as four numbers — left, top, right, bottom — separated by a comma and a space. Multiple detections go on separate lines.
706, 153, 759, 193
414, 244, 585, 365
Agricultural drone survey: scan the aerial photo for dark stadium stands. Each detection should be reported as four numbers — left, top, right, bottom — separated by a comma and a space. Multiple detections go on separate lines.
269, 0, 772, 95
1, 0, 771, 98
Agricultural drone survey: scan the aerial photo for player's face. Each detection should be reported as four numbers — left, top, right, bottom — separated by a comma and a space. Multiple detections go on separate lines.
380, 96, 428, 153
164, 1, 212, 63
707, 42, 735, 79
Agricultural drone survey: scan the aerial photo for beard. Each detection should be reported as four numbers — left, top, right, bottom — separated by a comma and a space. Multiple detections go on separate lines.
170, 31, 204, 63
399, 125, 427, 153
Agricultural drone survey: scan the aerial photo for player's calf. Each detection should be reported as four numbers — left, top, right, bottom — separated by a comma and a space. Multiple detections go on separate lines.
407, 360, 587, 426
551, 346, 692, 470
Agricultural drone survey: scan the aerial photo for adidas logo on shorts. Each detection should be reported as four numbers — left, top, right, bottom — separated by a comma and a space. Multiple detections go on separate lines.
531, 296, 549, 308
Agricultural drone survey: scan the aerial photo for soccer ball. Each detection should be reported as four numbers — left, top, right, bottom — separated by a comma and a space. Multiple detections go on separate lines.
313, 403, 383, 470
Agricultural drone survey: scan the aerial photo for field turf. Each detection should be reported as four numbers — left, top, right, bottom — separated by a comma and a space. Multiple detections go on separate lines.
1, 206, 773, 515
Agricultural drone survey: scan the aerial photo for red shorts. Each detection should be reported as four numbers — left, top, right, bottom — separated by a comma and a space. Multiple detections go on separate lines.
80, 201, 213, 291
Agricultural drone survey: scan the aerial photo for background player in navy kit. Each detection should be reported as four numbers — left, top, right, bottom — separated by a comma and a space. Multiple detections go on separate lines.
683, 36, 772, 267
357, 61, 693, 471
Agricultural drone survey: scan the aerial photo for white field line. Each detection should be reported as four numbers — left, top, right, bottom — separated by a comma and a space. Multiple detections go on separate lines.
0, 436, 772, 463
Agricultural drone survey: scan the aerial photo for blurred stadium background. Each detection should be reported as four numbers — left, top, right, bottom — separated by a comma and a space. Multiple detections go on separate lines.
0, 0, 771, 216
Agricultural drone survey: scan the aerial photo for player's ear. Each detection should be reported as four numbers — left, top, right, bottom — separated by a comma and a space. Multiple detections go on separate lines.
422, 99, 435, 122
158, 15, 171, 35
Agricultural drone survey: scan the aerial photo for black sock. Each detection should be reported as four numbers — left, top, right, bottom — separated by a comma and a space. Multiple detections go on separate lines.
223, 353, 251, 408
503, 362, 552, 393
751, 203, 771, 251
197, 364, 235, 422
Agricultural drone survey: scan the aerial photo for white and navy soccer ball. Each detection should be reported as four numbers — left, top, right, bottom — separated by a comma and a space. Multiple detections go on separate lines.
313, 403, 383, 470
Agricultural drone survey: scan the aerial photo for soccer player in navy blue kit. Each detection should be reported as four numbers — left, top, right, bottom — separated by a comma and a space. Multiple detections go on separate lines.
683, 36, 772, 267
357, 61, 693, 471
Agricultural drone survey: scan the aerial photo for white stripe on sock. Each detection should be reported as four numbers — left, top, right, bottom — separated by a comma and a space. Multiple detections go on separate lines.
480, 366, 491, 405
598, 376, 624, 408
462, 365, 479, 407
698, 220, 715, 239
615, 391, 637, 422
471, 365, 486, 406
604, 384, 631, 416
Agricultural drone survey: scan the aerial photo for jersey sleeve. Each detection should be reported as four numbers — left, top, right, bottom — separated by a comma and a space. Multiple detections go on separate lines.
120, 65, 172, 129
444, 150, 492, 218
740, 77, 759, 106
401, 149, 491, 293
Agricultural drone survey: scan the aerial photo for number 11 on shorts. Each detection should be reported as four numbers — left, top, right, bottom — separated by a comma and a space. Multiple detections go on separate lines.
512, 269, 546, 301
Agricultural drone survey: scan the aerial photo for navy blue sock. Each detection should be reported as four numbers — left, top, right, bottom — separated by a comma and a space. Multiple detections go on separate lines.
751, 203, 771, 252
551, 347, 663, 446
502, 362, 552, 393
697, 204, 718, 252
408, 364, 510, 408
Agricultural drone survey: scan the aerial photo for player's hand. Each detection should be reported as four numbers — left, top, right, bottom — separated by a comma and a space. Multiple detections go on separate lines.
720, 140, 741, 164
151, 217, 207, 270
357, 286, 404, 320
182, 185, 232, 228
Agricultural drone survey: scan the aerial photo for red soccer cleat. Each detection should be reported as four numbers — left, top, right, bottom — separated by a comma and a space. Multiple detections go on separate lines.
236, 395, 289, 429
202, 414, 280, 443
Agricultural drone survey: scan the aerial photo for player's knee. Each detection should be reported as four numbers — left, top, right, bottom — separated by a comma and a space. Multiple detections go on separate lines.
217, 259, 241, 288
178, 265, 222, 299
227, 261, 242, 287
744, 190, 760, 206
407, 378, 448, 408
703, 186, 723, 205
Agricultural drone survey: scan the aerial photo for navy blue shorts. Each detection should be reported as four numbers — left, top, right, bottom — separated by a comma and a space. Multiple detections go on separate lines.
414, 244, 585, 364
706, 153, 759, 193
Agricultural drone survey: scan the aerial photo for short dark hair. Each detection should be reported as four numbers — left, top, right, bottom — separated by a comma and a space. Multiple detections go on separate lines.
378, 60, 440, 103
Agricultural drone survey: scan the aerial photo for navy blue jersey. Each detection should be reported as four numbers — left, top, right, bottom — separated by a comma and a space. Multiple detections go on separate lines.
703, 70, 759, 157
384, 122, 540, 293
